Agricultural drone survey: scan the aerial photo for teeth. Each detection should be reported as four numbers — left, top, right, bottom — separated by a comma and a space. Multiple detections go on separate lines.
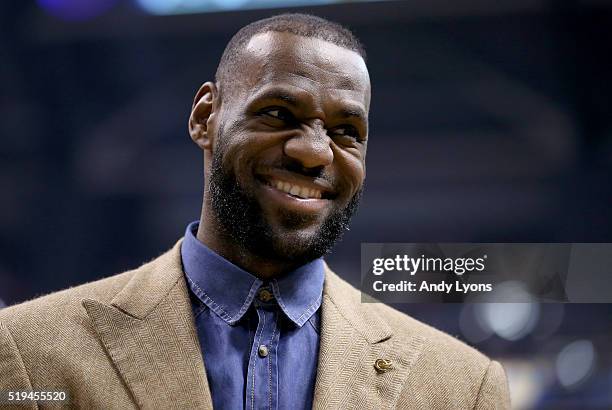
269, 179, 322, 199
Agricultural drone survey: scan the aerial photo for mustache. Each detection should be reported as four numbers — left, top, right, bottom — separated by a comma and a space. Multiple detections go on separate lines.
260, 157, 336, 184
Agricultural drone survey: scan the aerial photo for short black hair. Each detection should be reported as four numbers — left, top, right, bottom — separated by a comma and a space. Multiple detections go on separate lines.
215, 13, 366, 87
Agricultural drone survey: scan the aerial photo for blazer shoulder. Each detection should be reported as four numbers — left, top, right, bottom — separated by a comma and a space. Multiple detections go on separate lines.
0, 261, 142, 329
0, 242, 183, 337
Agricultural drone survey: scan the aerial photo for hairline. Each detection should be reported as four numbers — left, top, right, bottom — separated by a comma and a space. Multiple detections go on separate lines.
217, 29, 368, 103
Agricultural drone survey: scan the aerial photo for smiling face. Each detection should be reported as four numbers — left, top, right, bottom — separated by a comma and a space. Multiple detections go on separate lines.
190, 31, 370, 276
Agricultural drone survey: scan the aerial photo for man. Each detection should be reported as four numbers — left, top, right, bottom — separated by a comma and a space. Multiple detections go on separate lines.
0, 14, 510, 409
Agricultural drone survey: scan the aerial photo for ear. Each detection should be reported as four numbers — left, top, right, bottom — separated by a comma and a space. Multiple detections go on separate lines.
189, 81, 219, 150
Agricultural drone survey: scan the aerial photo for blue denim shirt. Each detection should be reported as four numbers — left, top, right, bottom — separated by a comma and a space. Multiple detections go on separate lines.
181, 222, 324, 410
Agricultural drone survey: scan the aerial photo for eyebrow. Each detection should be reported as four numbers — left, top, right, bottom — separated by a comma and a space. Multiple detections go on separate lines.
251, 88, 302, 107
337, 107, 367, 123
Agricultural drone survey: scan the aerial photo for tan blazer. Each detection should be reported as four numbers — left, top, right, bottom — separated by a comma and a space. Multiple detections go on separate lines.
0, 241, 510, 409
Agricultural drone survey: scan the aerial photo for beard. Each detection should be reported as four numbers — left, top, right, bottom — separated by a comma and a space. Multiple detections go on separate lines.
208, 141, 363, 266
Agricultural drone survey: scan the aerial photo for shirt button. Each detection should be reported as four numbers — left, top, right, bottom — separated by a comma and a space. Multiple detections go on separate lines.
258, 288, 274, 302
258, 345, 269, 358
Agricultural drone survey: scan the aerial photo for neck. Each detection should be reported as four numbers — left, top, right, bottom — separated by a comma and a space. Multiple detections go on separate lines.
196, 213, 296, 280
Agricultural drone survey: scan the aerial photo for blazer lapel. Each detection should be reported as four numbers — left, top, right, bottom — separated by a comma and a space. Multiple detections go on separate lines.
82, 241, 213, 409
313, 266, 424, 409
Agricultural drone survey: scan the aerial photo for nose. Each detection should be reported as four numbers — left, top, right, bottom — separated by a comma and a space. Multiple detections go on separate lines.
283, 123, 334, 169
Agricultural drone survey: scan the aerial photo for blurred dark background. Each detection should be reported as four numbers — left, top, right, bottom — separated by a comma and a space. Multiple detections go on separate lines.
1, 0, 611, 408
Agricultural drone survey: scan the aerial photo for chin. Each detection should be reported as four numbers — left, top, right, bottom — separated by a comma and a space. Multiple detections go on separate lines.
276, 227, 323, 253
252, 226, 329, 264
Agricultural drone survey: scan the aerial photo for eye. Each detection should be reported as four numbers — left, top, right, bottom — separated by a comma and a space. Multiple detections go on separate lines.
260, 107, 294, 122
329, 125, 363, 143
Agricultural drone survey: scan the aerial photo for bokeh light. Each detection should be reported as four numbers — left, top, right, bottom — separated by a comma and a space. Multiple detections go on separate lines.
475, 282, 540, 341
556, 340, 596, 390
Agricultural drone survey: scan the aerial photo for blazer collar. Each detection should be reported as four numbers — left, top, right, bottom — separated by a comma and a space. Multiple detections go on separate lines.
82, 240, 214, 409
313, 263, 424, 409
321, 263, 392, 343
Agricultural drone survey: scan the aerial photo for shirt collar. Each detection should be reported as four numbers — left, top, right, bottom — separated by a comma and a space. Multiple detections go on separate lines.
181, 221, 324, 327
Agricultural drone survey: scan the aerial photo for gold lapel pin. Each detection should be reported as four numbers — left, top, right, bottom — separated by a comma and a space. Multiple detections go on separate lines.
374, 358, 393, 373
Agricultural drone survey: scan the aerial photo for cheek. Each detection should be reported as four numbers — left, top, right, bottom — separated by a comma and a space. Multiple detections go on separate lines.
221, 131, 284, 178
333, 147, 366, 196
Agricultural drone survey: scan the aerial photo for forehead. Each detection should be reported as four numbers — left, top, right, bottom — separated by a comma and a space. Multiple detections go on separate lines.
238, 31, 370, 109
